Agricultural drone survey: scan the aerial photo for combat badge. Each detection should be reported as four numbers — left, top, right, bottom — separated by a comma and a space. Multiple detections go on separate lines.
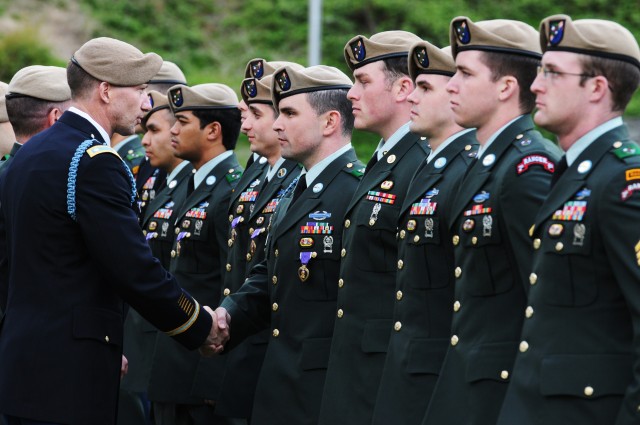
482, 215, 493, 237
424, 218, 434, 238
573, 223, 585, 246
369, 203, 382, 226
323, 236, 334, 253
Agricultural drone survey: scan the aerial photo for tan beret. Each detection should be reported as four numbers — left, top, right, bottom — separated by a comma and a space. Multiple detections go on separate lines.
72, 37, 162, 86
142, 90, 170, 126
450, 17, 542, 59
241, 75, 274, 105
408, 41, 456, 81
244, 59, 301, 80
149, 61, 187, 85
7, 65, 71, 102
271, 65, 352, 108
168, 83, 239, 113
0, 82, 9, 123
344, 31, 422, 71
539, 15, 640, 70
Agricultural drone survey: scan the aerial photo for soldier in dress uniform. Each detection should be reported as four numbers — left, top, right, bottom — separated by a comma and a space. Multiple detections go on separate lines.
215, 65, 365, 425
137, 61, 189, 218
496, 15, 640, 425
0, 36, 223, 425
119, 90, 194, 425
146, 83, 243, 425
422, 18, 562, 425
372, 41, 478, 425
215, 65, 303, 422
0, 82, 16, 158
0, 66, 71, 176
319, 31, 430, 425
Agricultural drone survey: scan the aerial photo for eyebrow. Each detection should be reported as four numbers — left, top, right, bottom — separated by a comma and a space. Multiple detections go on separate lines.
279, 106, 296, 114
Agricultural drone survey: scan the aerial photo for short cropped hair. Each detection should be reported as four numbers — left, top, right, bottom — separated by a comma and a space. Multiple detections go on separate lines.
480, 51, 540, 113
192, 108, 241, 150
307, 88, 354, 136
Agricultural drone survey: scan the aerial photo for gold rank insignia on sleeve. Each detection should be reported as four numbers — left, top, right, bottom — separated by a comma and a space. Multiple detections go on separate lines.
166, 294, 201, 336
86, 145, 121, 159
635, 240, 640, 266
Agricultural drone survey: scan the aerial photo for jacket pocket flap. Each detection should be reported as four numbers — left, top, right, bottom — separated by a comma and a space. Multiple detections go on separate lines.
466, 342, 517, 383
73, 307, 123, 347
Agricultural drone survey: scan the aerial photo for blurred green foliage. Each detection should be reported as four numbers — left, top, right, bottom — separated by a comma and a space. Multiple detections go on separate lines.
0, 27, 65, 82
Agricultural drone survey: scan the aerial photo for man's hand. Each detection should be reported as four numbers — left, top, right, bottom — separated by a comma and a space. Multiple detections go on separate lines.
199, 306, 231, 356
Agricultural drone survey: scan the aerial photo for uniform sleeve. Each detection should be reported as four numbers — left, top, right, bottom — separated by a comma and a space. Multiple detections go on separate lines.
75, 151, 211, 350
600, 169, 640, 425
220, 259, 271, 350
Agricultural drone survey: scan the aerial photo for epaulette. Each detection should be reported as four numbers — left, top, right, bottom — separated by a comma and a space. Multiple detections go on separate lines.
512, 132, 539, 152
611, 140, 640, 161
344, 161, 365, 178
460, 143, 479, 163
226, 168, 243, 183
126, 147, 145, 161
87, 145, 120, 158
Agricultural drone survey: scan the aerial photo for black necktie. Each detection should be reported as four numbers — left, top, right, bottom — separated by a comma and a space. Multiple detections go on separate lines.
365, 152, 379, 174
551, 156, 568, 188
290, 177, 307, 205
187, 175, 195, 196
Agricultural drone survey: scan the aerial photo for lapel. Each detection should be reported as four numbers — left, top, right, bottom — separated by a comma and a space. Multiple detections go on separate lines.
532, 126, 627, 233
450, 116, 533, 222
228, 159, 268, 209
57, 111, 107, 144
346, 131, 424, 214
400, 133, 476, 215
141, 164, 194, 225
272, 149, 357, 242
249, 160, 300, 221
174, 154, 240, 222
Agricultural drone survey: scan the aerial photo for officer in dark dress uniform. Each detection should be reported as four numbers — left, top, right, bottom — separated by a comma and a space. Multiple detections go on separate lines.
217, 65, 364, 425
422, 19, 562, 425
215, 66, 302, 421
0, 37, 220, 425
497, 15, 640, 425
319, 31, 430, 425
146, 83, 243, 425
0, 66, 71, 176
372, 41, 478, 425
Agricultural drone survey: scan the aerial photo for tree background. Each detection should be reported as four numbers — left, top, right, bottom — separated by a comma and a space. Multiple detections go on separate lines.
0, 0, 638, 160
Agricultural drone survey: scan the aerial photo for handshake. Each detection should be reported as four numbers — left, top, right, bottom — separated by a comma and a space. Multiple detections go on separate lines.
199, 306, 231, 356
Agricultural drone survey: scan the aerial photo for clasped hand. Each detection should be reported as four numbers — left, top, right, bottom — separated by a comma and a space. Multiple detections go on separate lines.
199, 306, 231, 356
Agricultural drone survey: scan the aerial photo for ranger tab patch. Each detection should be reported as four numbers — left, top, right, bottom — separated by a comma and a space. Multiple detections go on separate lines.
516, 155, 555, 175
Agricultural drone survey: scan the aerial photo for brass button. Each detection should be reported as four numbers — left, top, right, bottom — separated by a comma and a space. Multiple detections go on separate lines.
175, 227, 180, 235
275, 249, 279, 257
246, 253, 252, 261
396, 290, 403, 301
226, 263, 231, 272
455, 267, 462, 278
399, 230, 406, 239
529, 273, 537, 285
223, 288, 231, 296
471, 236, 478, 245
341, 248, 346, 257
272, 303, 278, 312
453, 301, 461, 312
613, 141, 622, 149
249, 227, 254, 235
369, 219, 376, 226
451, 335, 459, 346
338, 278, 344, 288
394, 321, 402, 331
337, 309, 344, 318
533, 238, 541, 249
555, 242, 564, 251
345, 219, 351, 228
142, 230, 147, 236
413, 235, 420, 243
525, 306, 534, 318
452, 235, 460, 245
519, 341, 529, 353
584, 386, 594, 397
228, 239, 233, 247
171, 250, 176, 258
229, 214, 233, 222
105, 336, 110, 343
272, 275, 278, 285
500, 370, 509, 380
397, 260, 404, 270
272, 329, 280, 337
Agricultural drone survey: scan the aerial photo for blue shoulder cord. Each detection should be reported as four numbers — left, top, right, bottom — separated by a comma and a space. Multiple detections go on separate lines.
67, 140, 137, 221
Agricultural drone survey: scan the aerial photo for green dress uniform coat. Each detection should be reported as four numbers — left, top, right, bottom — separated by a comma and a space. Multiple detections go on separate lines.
215, 158, 301, 418
422, 115, 561, 425
0, 142, 21, 177
121, 162, 195, 394
372, 131, 478, 425
220, 148, 364, 425
496, 125, 640, 425
147, 154, 242, 405
319, 132, 429, 425
115, 135, 145, 179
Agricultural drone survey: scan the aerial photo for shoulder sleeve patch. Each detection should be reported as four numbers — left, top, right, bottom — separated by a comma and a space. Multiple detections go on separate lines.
516, 154, 555, 175
86, 145, 120, 158
612, 142, 640, 160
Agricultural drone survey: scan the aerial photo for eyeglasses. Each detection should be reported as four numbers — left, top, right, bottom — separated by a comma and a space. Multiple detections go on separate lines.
536, 66, 595, 80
